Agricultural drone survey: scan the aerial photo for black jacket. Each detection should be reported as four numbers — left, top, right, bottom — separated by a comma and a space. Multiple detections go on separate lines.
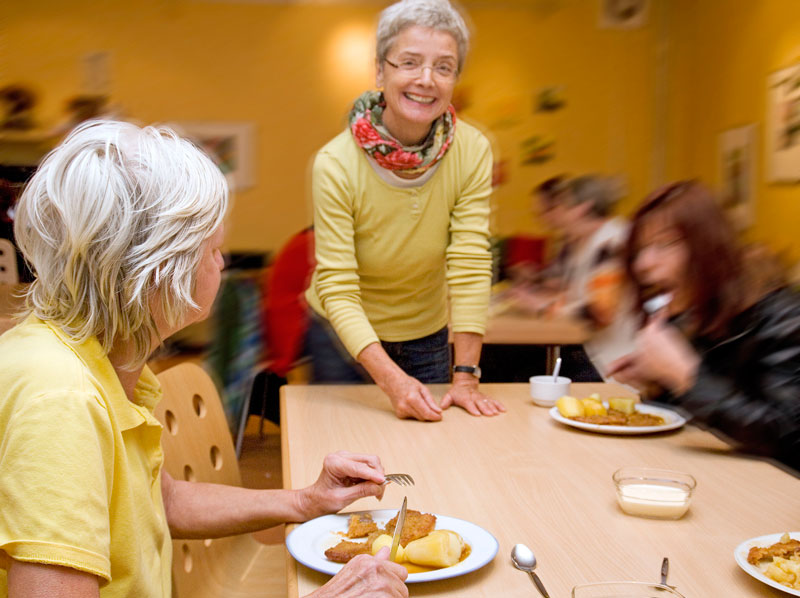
657, 286, 800, 472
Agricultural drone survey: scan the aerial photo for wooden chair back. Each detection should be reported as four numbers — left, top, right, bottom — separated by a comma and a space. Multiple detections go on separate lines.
154, 362, 286, 598
0, 238, 19, 285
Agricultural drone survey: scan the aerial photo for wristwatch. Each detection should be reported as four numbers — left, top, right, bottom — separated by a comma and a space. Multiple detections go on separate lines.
453, 365, 482, 379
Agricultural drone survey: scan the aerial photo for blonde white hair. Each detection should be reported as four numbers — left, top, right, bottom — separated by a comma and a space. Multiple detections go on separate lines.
15, 119, 228, 367
376, 0, 470, 74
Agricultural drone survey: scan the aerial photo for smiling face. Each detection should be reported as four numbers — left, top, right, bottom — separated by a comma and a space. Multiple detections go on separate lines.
376, 25, 459, 145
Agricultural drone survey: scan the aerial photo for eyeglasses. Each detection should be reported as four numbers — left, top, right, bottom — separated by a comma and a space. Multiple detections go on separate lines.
384, 58, 458, 81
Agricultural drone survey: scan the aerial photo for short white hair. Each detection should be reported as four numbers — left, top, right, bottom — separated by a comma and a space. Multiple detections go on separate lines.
15, 119, 229, 367
376, 0, 470, 74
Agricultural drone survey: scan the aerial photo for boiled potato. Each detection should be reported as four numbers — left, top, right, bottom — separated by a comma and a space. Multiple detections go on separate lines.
371, 533, 406, 562
556, 395, 584, 418
580, 398, 607, 416
404, 530, 464, 568
608, 397, 636, 415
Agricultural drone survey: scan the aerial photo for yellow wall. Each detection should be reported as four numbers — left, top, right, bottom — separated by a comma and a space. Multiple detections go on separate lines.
666, 0, 800, 262
3, 0, 661, 254
4, 1, 798, 262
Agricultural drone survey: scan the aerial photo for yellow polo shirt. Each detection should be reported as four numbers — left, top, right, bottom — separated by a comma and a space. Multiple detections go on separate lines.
0, 316, 172, 597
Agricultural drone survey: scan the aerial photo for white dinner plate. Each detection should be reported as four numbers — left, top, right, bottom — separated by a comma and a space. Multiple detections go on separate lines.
286, 509, 498, 583
548, 403, 686, 435
734, 532, 800, 596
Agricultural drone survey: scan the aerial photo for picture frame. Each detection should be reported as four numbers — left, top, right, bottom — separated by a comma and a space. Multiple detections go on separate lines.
718, 124, 757, 230
169, 121, 255, 191
766, 62, 800, 183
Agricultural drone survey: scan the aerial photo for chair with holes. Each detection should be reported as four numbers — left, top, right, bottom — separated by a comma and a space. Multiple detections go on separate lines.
0, 238, 19, 284
153, 361, 287, 598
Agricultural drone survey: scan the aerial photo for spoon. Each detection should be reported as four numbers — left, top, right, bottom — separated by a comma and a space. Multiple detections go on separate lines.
551, 357, 562, 383
511, 543, 551, 598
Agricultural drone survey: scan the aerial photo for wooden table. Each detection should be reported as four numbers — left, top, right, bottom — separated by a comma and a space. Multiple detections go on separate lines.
281, 383, 799, 597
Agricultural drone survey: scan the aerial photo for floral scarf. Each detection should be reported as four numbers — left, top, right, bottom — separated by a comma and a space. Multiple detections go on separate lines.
348, 90, 456, 175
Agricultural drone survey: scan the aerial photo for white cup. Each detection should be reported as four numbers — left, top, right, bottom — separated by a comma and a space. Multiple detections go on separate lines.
529, 375, 571, 407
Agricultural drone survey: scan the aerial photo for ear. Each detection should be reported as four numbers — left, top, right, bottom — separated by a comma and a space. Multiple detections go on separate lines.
375, 58, 384, 89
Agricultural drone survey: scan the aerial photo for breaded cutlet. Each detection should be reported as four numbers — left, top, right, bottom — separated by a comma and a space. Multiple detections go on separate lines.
346, 513, 378, 538
324, 539, 371, 563
384, 509, 436, 546
748, 538, 800, 564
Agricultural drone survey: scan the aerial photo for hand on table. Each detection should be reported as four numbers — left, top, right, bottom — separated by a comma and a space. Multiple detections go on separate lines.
382, 370, 443, 421
298, 451, 386, 521
607, 313, 700, 395
309, 547, 408, 598
441, 377, 505, 416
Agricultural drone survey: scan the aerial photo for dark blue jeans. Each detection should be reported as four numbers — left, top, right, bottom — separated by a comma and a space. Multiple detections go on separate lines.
306, 312, 451, 384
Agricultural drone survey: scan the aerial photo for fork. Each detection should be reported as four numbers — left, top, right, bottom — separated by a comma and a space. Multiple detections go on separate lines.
382, 473, 415, 487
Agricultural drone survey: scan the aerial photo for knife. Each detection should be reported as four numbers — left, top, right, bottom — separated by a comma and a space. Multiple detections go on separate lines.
660, 557, 669, 585
389, 496, 407, 562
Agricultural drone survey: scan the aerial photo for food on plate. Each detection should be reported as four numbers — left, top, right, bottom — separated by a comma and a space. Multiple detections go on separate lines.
555, 396, 583, 418
747, 532, 800, 590
404, 530, 465, 567
371, 530, 464, 568
625, 412, 667, 427
556, 395, 664, 427
580, 397, 607, 416
346, 513, 378, 538
371, 533, 407, 562
324, 509, 468, 571
385, 509, 437, 546
608, 396, 636, 415
324, 538, 372, 562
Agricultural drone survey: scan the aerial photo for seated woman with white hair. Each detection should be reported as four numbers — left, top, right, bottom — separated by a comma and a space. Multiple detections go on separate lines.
0, 120, 408, 598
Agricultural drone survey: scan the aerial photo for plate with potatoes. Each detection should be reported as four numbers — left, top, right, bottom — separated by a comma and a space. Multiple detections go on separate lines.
734, 531, 800, 596
286, 509, 498, 583
549, 395, 686, 435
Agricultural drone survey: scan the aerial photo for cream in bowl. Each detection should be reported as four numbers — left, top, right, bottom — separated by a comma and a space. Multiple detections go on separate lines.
612, 467, 696, 519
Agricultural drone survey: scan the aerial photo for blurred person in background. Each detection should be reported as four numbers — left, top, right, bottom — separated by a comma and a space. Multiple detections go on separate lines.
305, 0, 504, 421
504, 174, 569, 286
608, 181, 800, 472
0, 121, 408, 598
512, 174, 637, 381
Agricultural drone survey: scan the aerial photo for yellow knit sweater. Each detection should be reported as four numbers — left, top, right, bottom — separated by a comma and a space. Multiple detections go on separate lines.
305, 120, 493, 358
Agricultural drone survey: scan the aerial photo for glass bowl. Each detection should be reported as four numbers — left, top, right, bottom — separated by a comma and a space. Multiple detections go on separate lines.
612, 467, 696, 520
572, 581, 686, 597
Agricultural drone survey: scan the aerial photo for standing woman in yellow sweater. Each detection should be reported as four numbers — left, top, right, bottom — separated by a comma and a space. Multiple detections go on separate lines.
305, 0, 505, 421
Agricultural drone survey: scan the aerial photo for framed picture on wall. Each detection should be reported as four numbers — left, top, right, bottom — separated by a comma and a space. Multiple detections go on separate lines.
718, 124, 756, 230
766, 63, 800, 183
169, 121, 255, 191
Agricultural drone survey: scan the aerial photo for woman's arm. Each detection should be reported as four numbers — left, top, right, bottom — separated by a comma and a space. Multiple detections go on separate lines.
610, 292, 800, 467
441, 332, 505, 416
357, 343, 443, 421
311, 150, 380, 360
162, 451, 386, 539
442, 132, 502, 416
8, 561, 100, 598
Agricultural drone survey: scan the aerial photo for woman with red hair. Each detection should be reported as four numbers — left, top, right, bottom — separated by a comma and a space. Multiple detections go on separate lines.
608, 181, 800, 471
